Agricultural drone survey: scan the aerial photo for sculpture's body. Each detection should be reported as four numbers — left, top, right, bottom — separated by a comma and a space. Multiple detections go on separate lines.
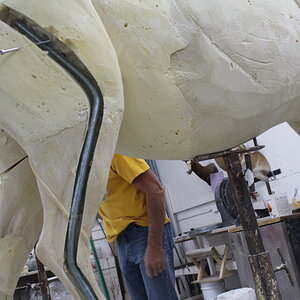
0, 0, 299, 299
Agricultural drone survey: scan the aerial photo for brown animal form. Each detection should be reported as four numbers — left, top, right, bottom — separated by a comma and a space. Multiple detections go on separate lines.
215, 147, 271, 181
188, 161, 219, 186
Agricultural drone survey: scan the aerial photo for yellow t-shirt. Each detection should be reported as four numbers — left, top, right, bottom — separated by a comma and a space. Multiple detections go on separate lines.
99, 154, 169, 242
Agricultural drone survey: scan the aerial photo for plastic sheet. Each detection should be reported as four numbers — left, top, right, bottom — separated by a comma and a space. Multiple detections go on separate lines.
217, 288, 257, 300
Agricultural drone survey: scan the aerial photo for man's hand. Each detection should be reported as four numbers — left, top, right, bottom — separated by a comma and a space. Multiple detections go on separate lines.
133, 169, 167, 277
144, 245, 166, 278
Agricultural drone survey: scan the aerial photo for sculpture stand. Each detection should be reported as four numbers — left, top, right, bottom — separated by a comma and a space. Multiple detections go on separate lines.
35, 250, 52, 300
193, 146, 282, 300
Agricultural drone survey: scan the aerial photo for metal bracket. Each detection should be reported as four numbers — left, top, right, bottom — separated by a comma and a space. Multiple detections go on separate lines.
274, 263, 287, 272
36, 40, 51, 45
275, 248, 294, 286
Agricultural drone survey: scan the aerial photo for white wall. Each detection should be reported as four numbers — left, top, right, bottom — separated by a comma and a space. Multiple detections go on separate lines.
156, 122, 300, 235
156, 159, 222, 234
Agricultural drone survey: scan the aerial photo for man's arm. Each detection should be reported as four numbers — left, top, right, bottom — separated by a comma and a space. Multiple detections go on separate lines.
133, 169, 166, 278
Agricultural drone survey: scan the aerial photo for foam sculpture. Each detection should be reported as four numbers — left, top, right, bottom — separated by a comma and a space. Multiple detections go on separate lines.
0, 0, 299, 299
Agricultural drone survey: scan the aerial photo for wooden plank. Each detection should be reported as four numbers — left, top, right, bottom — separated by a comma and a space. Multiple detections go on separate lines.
229, 214, 300, 233
192, 272, 235, 284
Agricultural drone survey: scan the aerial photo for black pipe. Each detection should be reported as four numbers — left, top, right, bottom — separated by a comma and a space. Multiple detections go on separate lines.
14, 20, 103, 300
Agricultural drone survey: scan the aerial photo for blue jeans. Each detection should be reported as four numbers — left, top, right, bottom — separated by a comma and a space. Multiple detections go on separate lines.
117, 223, 178, 300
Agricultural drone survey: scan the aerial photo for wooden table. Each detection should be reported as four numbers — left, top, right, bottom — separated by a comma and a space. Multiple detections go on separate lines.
229, 214, 300, 233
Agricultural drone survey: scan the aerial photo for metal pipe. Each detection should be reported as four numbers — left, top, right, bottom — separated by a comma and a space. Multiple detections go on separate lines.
14, 20, 104, 299
90, 237, 110, 300
35, 246, 52, 300
223, 153, 281, 299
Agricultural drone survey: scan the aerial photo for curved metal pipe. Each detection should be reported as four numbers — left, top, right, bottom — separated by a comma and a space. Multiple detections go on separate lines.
14, 20, 103, 300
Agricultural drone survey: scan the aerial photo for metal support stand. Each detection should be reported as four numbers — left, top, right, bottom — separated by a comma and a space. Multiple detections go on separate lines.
192, 146, 282, 300
223, 153, 281, 300
35, 247, 51, 300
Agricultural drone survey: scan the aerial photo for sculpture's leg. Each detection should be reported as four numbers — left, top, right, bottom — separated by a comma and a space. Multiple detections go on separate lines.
0, 2, 124, 297
30, 122, 119, 300
0, 131, 43, 300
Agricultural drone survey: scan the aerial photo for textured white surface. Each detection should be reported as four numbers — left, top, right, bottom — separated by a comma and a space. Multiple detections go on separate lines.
0, 133, 42, 299
0, 0, 123, 299
94, 0, 300, 159
0, 0, 299, 299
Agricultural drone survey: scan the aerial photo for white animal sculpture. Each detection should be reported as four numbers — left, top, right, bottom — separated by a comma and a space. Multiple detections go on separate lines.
0, 0, 299, 299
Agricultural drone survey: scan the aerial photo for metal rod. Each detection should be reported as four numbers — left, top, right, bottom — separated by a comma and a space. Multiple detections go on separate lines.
0, 46, 20, 55
35, 247, 52, 300
90, 237, 110, 300
223, 153, 281, 299
253, 137, 258, 146
192, 145, 264, 162
36, 40, 51, 45
265, 180, 273, 195
14, 20, 104, 300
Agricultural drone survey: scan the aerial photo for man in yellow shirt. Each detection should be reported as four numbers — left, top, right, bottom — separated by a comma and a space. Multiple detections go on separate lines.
99, 154, 178, 300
